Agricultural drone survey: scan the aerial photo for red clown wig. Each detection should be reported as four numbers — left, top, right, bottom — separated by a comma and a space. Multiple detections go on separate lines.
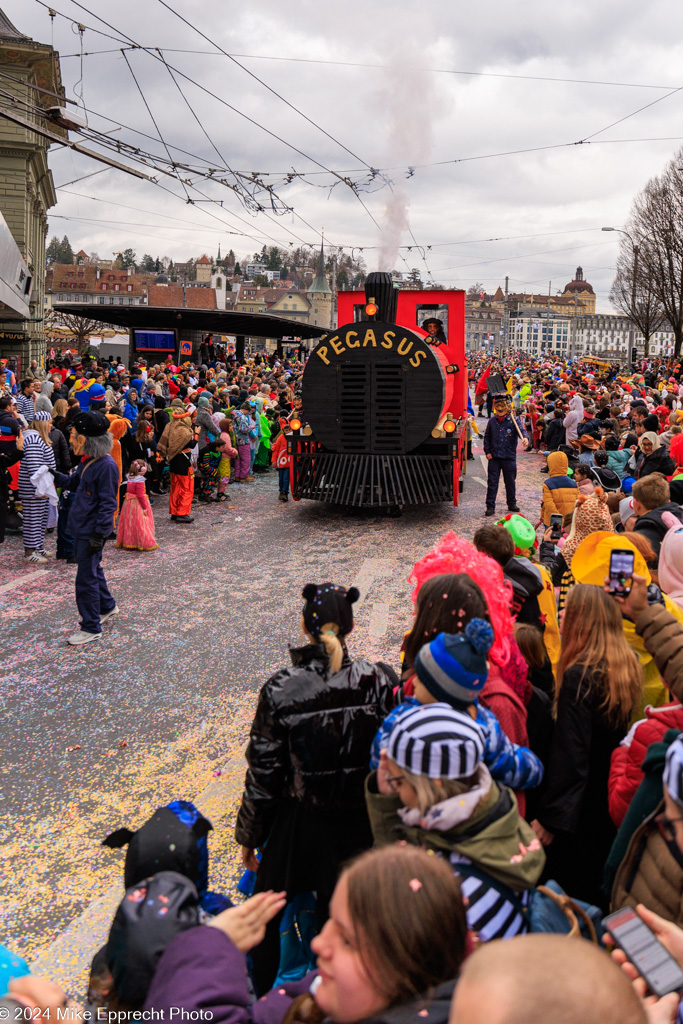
410, 532, 514, 667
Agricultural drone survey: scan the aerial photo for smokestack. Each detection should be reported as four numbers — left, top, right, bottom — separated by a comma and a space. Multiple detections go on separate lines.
364, 272, 398, 322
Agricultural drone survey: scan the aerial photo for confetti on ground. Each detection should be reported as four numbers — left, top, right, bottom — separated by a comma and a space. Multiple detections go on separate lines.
0, 436, 546, 986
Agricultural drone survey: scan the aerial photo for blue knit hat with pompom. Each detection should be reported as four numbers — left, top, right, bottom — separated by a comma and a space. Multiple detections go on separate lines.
414, 619, 494, 708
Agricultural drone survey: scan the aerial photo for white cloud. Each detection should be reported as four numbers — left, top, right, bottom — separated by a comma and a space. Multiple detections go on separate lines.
6, 0, 683, 306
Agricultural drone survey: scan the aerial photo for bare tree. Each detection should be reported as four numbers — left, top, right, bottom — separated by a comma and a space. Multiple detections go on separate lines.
629, 150, 683, 357
45, 309, 102, 355
610, 241, 665, 357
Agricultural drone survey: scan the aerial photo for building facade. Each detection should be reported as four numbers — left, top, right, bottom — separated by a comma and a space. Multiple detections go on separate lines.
465, 305, 503, 352
0, 9, 65, 371
508, 310, 572, 357
572, 313, 675, 360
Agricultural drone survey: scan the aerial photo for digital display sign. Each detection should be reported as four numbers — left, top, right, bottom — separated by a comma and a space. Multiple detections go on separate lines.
133, 329, 176, 352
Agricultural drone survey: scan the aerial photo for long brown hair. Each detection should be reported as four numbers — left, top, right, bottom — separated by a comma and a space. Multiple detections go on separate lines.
557, 585, 642, 723
344, 845, 467, 1005
402, 573, 488, 671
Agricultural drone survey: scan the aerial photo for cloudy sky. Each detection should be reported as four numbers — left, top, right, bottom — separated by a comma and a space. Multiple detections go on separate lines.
8, 0, 683, 308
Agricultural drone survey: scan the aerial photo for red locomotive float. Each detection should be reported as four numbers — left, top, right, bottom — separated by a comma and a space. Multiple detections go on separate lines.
289, 273, 468, 511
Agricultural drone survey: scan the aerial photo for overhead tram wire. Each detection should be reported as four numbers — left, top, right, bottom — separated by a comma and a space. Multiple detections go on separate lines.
120, 48, 193, 204
153, 50, 314, 246
37, 0, 389, 220
57, 47, 682, 93
56, 0, 387, 238
578, 85, 683, 142
154, 0, 372, 169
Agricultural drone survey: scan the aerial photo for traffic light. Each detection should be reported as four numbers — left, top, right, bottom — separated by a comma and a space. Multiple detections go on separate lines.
631, 347, 638, 363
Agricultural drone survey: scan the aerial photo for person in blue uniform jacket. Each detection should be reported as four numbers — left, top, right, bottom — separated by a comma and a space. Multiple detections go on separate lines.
483, 391, 528, 517
52, 410, 120, 646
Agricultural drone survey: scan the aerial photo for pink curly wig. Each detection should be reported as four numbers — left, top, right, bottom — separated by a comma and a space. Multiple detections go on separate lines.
670, 432, 683, 469
410, 532, 514, 667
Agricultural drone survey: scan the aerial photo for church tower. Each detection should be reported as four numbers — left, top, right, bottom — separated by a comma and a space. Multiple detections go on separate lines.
306, 242, 334, 330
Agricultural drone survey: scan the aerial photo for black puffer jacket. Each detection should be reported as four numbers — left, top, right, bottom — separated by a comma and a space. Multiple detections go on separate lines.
235, 643, 396, 848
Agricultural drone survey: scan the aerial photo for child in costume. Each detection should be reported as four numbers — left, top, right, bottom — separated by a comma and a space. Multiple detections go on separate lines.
216, 416, 237, 501
116, 460, 158, 552
270, 418, 291, 502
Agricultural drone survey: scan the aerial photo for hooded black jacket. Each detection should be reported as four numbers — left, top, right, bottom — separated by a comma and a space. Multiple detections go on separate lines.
235, 643, 396, 848
633, 502, 683, 559
636, 446, 676, 479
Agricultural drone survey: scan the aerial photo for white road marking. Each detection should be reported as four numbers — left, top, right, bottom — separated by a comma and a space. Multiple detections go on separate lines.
479, 454, 489, 472
471, 476, 488, 487
0, 570, 50, 594
369, 602, 390, 637
354, 557, 396, 613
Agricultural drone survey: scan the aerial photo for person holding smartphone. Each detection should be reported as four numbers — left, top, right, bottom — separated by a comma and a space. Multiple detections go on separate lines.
531, 584, 644, 909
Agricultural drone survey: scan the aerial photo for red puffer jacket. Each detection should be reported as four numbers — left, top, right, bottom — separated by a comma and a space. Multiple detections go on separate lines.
608, 702, 683, 827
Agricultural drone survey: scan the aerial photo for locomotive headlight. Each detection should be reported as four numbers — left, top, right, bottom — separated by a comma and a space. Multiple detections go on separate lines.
444, 419, 456, 433
365, 302, 378, 316
290, 418, 301, 431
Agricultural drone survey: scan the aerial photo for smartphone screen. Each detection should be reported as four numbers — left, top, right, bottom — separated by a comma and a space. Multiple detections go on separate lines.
603, 907, 683, 997
608, 549, 635, 597
550, 514, 563, 540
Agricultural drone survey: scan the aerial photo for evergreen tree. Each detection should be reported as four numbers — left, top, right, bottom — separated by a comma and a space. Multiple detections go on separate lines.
140, 254, 156, 272
46, 236, 62, 265
120, 248, 136, 269
60, 235, 74, 264
234, 262, 242, 276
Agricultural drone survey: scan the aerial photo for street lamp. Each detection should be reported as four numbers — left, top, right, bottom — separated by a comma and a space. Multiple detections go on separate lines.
603, 226, 640, 363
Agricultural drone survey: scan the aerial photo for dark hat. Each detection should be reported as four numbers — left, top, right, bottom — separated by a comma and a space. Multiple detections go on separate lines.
105, 871, 199, 1008
387, 703, 485, 780
664, 735, 683, 803
102, 805, 212, 892
73, 410, 110, 437
643, 414, 660, 432
414, 620, 494, 708
302, 582, 359, 638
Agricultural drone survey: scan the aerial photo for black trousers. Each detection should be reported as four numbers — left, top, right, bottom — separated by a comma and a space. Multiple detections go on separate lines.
486, 457, 517, 509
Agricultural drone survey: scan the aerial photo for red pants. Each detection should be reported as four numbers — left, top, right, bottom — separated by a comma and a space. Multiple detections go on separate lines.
170, 473, 193, 516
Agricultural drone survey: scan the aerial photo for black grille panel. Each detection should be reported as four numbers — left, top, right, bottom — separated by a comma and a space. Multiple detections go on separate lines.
373, 365, 404, 452
338, 365, 370, 451
292, 450, 453, 506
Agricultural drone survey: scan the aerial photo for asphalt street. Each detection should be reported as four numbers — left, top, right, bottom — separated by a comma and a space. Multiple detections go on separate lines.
0, 413, 546, 993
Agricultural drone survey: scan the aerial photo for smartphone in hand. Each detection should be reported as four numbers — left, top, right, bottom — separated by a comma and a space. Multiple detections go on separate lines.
608, 548, 635, 598
603, 906, 683, 998
549, 513, 563, 541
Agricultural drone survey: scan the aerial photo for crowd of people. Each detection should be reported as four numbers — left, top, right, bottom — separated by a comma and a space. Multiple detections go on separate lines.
0, 350, 305, 546
5, 348, 683, 1021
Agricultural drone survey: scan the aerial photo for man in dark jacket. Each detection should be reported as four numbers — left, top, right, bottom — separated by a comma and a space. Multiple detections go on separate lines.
52, 411, 120, 646
543, 409, 566, 452
483, 392, 528, 516
632, 473, 683, 563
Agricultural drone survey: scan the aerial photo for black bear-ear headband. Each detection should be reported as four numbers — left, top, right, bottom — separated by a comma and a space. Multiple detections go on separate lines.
301, 584, 361, 604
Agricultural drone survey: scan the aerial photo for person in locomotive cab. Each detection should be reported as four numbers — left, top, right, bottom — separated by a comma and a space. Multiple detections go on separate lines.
287, 390, 305, 426
421, 318, 447, 347
483, 392, 528, 517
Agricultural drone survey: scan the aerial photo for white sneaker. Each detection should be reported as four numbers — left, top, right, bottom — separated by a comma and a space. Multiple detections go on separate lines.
100, 605, 120, 624
24, 551, 48, 564
67, 630, 102, 646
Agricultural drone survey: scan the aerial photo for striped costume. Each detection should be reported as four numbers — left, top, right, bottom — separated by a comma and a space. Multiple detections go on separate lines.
18, 430, 56, 550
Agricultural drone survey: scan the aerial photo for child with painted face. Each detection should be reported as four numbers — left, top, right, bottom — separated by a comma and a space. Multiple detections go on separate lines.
368, 703, 545, 944
145, 845, 468, 1024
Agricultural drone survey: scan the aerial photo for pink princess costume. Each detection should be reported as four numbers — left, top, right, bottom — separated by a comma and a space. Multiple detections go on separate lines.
116, 476, 158, 551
